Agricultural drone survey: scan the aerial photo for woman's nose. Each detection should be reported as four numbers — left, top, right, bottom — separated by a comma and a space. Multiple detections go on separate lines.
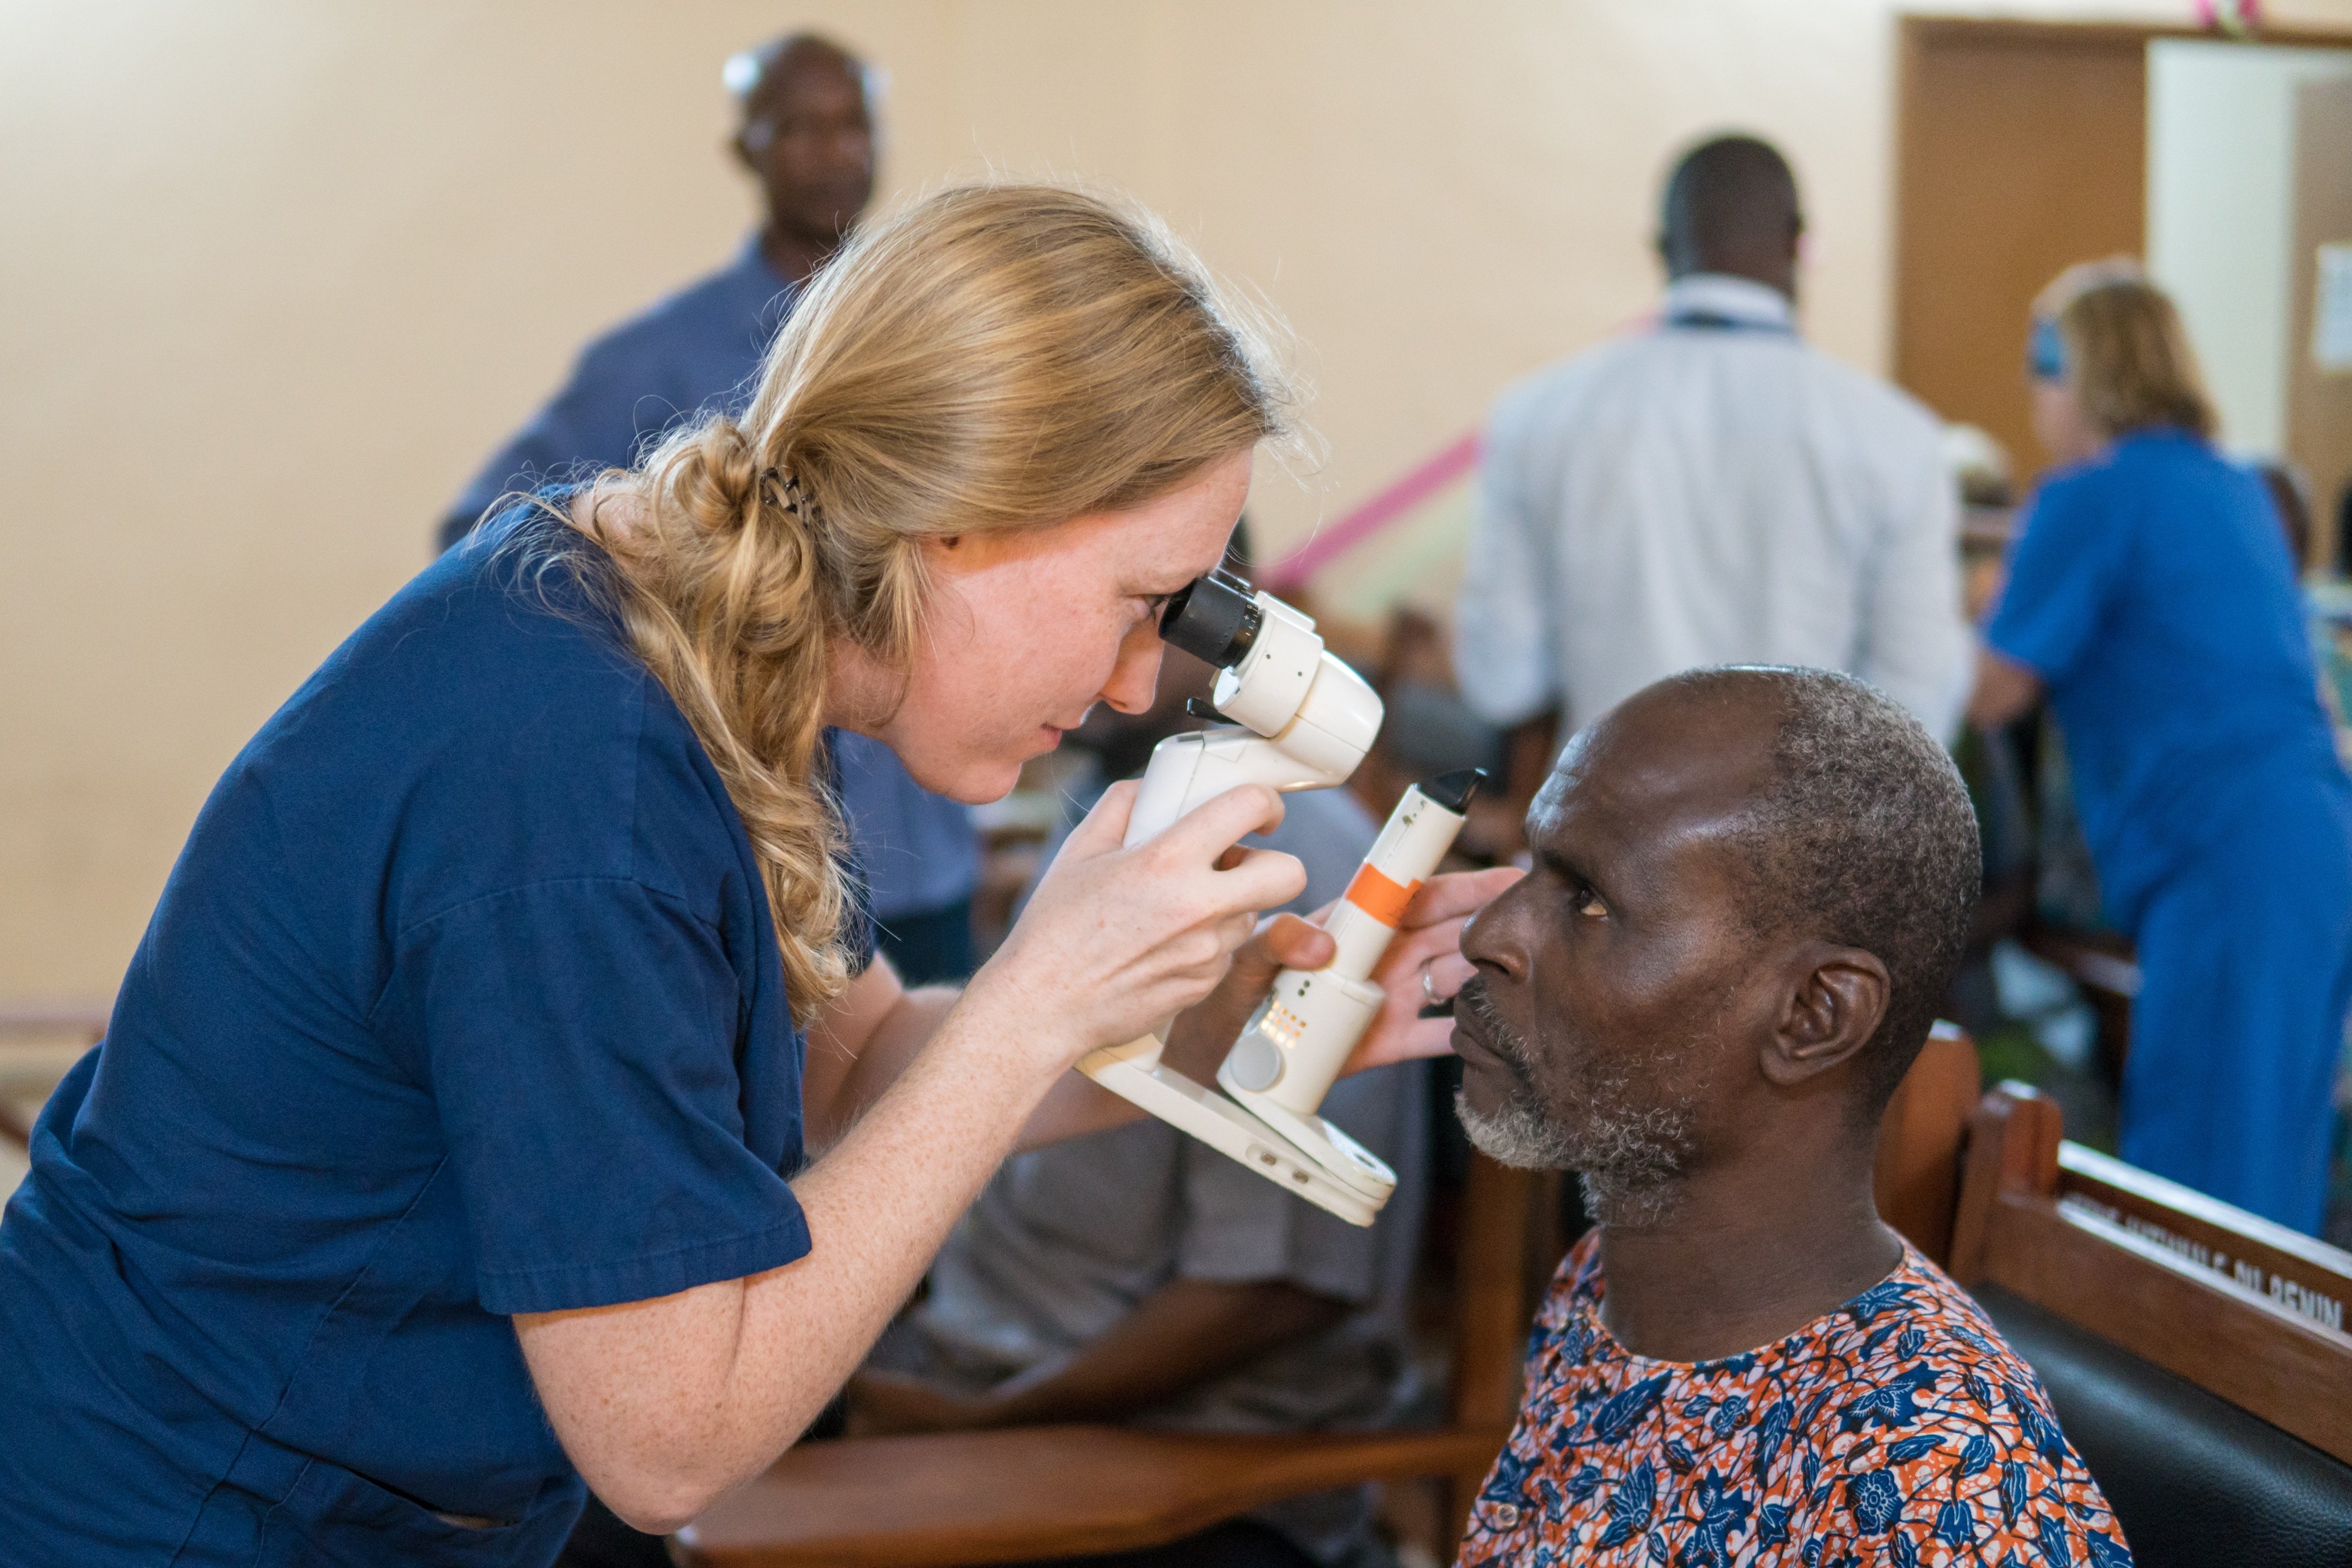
1098, 631, 1166, 716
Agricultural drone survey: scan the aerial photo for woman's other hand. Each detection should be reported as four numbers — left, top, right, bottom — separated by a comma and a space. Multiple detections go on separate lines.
966, 779, 1307, 1075
1162, 865, 1524, 1081
1348, 866, 1523, 1072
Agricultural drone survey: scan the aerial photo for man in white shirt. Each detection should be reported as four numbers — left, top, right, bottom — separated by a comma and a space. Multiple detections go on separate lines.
1455, 135, 1967, 827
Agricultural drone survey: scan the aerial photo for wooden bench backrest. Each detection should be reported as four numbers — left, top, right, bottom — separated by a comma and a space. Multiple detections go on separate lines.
1447, 1150, 1542, 1432
1872, 1021, 1980, 1264
1949, 1080, 2352, 1464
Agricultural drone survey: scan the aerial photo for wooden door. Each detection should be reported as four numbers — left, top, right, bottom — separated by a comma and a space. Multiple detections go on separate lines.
1895, 21, 2149, 480
2288, 76, 2352, 568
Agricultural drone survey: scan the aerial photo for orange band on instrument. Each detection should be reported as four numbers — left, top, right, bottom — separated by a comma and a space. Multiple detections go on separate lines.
1344, 864, 1421, 928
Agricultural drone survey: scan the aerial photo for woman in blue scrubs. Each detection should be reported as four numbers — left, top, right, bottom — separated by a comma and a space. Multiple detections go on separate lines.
0, 186, 1501, 1565
1972, 262, 2352, 1233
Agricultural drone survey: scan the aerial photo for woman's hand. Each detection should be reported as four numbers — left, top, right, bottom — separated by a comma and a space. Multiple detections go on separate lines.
964, 780, 1308, 1078
1347, 866, 1523, 1072
1162, 865, 1524, 1081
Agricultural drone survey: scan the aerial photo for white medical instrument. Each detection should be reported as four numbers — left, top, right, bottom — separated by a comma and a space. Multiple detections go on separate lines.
1075, 569, 1485, 1226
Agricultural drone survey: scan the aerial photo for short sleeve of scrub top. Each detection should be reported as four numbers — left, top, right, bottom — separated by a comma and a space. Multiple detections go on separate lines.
380, 878, 807, 1312
0, 497, 875, 1566
1983, 468, 2129, 684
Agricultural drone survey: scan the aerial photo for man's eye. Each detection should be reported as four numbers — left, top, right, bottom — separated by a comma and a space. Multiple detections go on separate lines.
1571, 882, 1607, 918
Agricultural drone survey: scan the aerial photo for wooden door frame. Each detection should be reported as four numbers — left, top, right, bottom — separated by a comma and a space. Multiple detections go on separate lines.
1892, 14, 2352, 470
1900, 15, 2352, 63
1896, 15, 2352, 262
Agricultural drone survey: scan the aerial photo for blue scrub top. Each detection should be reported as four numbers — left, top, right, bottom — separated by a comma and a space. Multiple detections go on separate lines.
1984, 429, 2346, 923
0, 503, 873, 1566
439, 235, 980, 925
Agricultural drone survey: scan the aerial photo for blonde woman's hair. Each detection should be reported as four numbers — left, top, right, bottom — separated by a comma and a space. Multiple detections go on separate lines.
2035, 259, 2217, 442
551, 184, 1293, 1014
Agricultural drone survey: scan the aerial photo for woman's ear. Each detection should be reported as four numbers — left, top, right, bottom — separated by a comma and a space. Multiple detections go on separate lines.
911, 535, 966, 578
1758, 943, 1890, 1088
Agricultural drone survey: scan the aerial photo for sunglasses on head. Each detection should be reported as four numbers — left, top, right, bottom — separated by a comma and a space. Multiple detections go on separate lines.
2026, 317, 2067, 383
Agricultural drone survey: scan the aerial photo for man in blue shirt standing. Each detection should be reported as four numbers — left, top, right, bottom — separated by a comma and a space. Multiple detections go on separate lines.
439, 34, 980, 985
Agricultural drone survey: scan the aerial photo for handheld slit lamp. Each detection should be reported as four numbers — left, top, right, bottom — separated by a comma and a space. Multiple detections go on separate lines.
1077, 569, 1485, 1226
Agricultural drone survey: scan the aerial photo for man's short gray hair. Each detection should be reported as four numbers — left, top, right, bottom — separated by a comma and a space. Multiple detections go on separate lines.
1675, 666, 1981, 1109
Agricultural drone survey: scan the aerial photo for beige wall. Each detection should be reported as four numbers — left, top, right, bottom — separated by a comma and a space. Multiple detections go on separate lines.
9, 0, 2352, 1001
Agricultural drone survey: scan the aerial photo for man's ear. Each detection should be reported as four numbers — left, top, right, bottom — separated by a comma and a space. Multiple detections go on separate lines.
1758, 942, 1890, 1088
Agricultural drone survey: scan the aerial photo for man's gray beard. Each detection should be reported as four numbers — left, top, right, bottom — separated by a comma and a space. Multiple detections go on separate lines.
1454, 978, 1698, 1226
1454, 1084, 1695, 1228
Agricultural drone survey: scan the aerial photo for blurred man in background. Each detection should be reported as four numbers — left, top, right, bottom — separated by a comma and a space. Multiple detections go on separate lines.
437, 33, 981, 986
1454, 134, 1969, 839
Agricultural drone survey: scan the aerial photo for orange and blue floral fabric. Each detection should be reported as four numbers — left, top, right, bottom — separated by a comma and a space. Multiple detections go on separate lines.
1458, 1236, 2132, 1566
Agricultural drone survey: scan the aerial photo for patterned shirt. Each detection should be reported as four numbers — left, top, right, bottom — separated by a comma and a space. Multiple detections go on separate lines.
1459, 1236, 2133, 1567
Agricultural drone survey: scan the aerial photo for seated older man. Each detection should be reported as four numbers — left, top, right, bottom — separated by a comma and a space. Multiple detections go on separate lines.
1452, 668, 2131, 1566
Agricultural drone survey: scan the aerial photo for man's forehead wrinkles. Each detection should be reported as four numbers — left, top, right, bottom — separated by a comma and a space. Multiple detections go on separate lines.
1639, 810, 1755, 894
1554, 748, 1734, 827
1536, 749, 1756, 884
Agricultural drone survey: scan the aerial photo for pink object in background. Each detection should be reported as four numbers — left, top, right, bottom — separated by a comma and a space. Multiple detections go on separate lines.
2195, 0, 2264, 35
1263, 432, 1481, 592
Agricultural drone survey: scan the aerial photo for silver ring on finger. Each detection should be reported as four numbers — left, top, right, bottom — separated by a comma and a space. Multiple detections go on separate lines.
1420, 965, 1439, 1006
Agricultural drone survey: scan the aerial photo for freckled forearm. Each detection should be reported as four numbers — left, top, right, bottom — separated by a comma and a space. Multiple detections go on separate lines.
807, 985, 961, 1151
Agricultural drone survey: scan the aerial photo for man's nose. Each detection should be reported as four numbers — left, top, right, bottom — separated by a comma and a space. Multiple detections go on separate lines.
1459, 877, 1532, 979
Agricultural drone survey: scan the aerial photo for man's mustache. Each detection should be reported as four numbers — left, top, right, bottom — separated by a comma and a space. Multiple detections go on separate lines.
1456, 976, 1537, 1081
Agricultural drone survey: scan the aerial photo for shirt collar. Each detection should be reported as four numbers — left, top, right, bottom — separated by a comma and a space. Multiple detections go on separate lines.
731, 231, 800, 337
1661, 273, 1797, 332
735, 230, 793, 294
2115, 425, 2204, 449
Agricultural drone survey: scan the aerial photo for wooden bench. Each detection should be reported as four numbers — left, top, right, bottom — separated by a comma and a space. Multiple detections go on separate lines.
1950, 1081, 2352, 1567
1870, 1020, 1980, 1265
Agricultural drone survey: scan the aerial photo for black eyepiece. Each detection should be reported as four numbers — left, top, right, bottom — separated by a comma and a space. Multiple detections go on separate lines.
1420, 768, 1490, 815
1159, 568, 1262, 670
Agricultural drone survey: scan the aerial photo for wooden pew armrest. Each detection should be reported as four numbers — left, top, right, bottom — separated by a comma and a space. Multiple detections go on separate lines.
676, 1424, 1513, 1568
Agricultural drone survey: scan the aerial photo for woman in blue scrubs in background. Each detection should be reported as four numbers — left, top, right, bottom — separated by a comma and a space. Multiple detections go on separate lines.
1972, 261, 2352, 1234
0, 185, 1499, 1566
